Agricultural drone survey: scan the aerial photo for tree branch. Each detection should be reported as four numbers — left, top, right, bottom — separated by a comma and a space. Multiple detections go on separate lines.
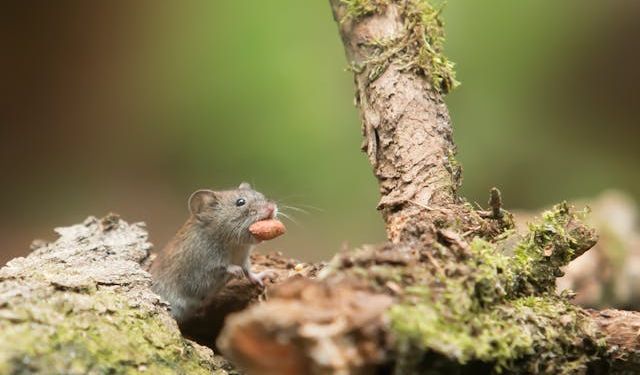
218, 1, 640, 374
331, 0, 461, 243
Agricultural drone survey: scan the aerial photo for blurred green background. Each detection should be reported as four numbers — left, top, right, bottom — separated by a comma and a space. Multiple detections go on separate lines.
1, 1, 638, 264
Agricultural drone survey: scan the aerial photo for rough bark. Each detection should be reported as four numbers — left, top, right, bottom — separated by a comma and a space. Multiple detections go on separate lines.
180, 252, 323, 349
2, 214, 639, 374
217, 1, 640, 374
328, 0, 502, 247
590, 309, 640, 373
334, 1, 459, 243
0, 213, 319, 374
0, 214, 234, 374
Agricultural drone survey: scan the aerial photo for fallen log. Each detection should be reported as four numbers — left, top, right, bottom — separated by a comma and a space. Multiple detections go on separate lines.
0, 214, 234, 374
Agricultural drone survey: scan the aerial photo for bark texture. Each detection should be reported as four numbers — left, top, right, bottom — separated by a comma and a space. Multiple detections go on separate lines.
333, 1, 460, 243
1, 214, 638, 374
0, 214, 235, 374
180, 252, 323, 349
217, 1, 640, 374
591, 309, 640, 373
0, 213, 317, 374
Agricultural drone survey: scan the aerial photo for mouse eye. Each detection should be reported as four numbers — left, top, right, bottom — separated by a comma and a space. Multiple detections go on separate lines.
235, 198, 246, 207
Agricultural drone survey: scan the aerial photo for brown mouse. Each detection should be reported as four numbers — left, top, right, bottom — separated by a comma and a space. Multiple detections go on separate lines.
150, 182, 278, 323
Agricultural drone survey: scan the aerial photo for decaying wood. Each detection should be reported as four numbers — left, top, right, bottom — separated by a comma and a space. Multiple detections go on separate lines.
0, 215, 233, 374
217, 1, 640, 374
218, 278, 392, 375
590, 309, 640, 372
0, 213, 318, 373
180, 252, 322, 349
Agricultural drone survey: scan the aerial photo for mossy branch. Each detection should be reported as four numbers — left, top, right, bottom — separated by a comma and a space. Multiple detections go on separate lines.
342, 0, 459, 94
217, 1, 640, 374
219, 202, 640, 373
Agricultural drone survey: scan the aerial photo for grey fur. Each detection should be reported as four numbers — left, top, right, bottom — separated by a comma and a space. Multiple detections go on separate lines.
150, 183, 276, 322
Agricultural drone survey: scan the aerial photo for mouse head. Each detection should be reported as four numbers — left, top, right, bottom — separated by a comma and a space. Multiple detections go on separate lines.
188, 182, 277, 243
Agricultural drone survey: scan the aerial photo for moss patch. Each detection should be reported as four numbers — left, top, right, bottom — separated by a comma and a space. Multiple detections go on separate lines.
390, 293, 602, 374
342, 0, 460, 94
0, 290, 230, 375
510, 203, 597, 296
0, 215, 237, 375
328, 203, 604, 373
340, 0, 389, 21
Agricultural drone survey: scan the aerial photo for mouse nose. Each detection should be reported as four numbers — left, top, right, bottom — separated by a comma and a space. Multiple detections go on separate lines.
266, 203, 276, 219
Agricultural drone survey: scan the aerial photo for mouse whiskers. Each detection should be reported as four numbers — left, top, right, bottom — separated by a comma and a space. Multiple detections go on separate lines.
291, 203, 325, 213
277, 211, 302, 227
279, 204, 310, 215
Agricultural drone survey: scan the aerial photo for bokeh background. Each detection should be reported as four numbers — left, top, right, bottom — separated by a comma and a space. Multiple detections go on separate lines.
2, 1, 638, 265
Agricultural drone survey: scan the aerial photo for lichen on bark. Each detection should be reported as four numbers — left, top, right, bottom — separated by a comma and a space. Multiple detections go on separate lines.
0, 215, 237, 375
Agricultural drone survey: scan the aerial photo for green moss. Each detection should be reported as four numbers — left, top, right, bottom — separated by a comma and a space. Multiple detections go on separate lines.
510, 202, 597, 296
468, 237, 514, 306
0, 290, 225, 375
329, 203, 604, 373
342, 0, 459, 94
390, 292, 602, 374
340, 0, 389, 21
403, 0, 460, 94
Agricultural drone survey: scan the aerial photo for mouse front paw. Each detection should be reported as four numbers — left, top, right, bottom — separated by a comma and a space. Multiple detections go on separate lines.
226, 265, 245, 279
246, 269, 278, 287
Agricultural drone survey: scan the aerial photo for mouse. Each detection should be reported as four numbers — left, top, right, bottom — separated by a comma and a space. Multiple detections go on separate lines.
150, 182, 279, 323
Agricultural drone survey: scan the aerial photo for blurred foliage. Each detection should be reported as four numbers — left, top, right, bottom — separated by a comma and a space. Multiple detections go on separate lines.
1, 1, 638, 263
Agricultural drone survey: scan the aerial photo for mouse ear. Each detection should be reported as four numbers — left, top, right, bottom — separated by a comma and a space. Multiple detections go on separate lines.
238, 182, 252, 190
188, 189, 218, 221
